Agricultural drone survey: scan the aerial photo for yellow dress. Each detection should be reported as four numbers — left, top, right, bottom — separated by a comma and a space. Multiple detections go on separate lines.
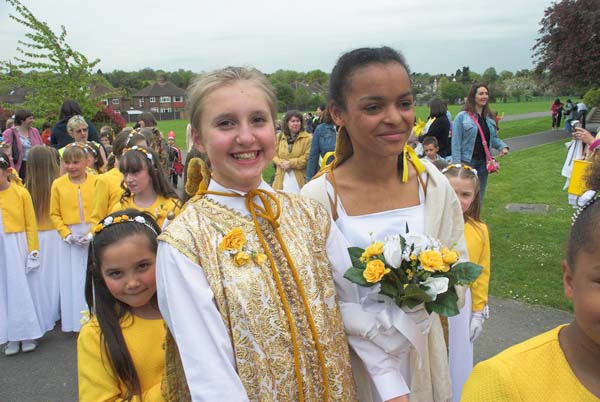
91, 167, 124, 225
111, 194, 180, 228
77, 314, 166, 402
461, 325, 600, 401
0, 182, 38, 252
49, 173, 96, 238
465, 220, 490, 311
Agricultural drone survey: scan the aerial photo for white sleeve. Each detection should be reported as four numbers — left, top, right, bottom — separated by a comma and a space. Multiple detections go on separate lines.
325, 222, 411, 399
156, 242, 250, 402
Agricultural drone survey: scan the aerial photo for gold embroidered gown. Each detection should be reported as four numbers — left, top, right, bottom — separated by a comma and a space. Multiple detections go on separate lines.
156, 180, 357, 401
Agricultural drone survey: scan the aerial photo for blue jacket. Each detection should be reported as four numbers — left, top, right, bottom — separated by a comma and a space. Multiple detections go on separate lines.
305, 123, 336, 181
451, 111, 508, 163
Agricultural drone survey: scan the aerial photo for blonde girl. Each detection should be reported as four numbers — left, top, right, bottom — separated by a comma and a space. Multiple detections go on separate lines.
0, 154, 43, 355
443, 163, 490, 401
111, 146, 180, 229
155, 66, 357, 401
50, 143, 97, 332
78, 210, 165, 401
26, 145, 62, 331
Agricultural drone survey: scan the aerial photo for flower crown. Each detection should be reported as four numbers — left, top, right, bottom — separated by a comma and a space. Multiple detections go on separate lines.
124, 145, 153, 163
441, 163, 478, 176
65, 142, 89, 153
85, 141, 98, 156
572, 190, 600, 226
125, 133, 135, 147
0, 154, 8, 166
93, 214, 158, 236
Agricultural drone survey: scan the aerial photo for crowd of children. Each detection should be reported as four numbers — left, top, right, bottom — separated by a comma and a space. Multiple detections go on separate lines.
1, 47, 599, 402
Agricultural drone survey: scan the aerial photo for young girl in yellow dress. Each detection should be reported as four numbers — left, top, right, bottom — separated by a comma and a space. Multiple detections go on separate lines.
78, 209, 165, 401
443, 164, 490, 401
0, 153, 43, 355
111, 146, 180, 229
25, 145, 62, 331
461, 158, 600, 401
50, 143, 97, 332
156, 66, 357, 401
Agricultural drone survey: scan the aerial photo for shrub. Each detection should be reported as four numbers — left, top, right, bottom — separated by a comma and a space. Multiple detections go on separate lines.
92, 106, 126, 135
583, 88, 600, 107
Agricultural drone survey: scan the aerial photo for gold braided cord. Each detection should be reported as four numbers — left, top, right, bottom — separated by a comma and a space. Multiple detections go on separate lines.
197, 188, 330, 401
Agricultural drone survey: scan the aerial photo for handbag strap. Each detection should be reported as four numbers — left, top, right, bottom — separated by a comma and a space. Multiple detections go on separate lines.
468, 112, 493, 162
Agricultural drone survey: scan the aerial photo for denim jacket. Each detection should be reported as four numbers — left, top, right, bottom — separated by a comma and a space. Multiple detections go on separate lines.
305, 123, 336, 180
451, 111, 508, 163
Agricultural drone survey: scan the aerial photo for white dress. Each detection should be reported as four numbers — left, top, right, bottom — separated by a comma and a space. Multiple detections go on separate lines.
0, 213, 44, 344
58, 222, 90, 332
448, 289, 473, 402
329, 181, 439, 402
38, 229, 62, 327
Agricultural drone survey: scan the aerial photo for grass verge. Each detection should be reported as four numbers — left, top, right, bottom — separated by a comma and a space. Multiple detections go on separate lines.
483, 140, 573, 310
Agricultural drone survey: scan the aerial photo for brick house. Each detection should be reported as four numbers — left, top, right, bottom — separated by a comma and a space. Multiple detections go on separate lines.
132, 77, 185, 121
90, 81, 131, 112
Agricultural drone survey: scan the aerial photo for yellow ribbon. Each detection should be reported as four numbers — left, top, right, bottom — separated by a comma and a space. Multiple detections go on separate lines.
402, 144, 426, 183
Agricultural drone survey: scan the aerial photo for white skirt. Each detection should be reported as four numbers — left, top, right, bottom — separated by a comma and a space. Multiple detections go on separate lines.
0, 218, 44, 344
448, 288, 473, 402
58, 223, 90, 332
38, 229, 62, 329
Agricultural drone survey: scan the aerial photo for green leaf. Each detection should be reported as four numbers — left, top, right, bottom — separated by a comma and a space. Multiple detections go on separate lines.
380, 280, 399, 298
401, 284, 433, 303
428, 288, 460, 317
343, 267, 374, 287
451, 262, 483, 284
347, 247, 366, 269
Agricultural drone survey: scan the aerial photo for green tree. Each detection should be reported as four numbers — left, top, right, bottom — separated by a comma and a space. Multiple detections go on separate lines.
441, 82, 466, 104
0, 0, 102, 120
499, 70, 514, 81
482, 67, 498, 83
273, 82, 294, 112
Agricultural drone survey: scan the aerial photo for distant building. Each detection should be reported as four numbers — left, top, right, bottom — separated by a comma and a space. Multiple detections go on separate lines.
90, 81, 131, 112
0, 87, 29, 105
132, 77, 185, 121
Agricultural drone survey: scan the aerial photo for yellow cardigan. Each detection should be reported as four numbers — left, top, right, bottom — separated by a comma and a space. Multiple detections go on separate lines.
272, 131, 312, 190
465, 220, 491, 311
0, 182, 39, 252
91, 168, 124, 225
50, 173, 97, 238
111, 194, 180, 229
78, 314, 166, 402
461, 325, 599, 401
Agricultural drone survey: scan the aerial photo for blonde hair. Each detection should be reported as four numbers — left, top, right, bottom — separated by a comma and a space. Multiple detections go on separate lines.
67, 115, 88, 135
26, 146, 59, 225
186, 66, 277, 135
62, 143, 88, 162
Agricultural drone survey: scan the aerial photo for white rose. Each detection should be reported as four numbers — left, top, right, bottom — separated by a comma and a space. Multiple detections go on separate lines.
383, 235, 404, 268
403, 232, 430, 259
422, 276, 449, 301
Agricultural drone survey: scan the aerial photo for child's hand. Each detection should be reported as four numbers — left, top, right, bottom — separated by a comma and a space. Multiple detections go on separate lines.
470, 311, 485, 342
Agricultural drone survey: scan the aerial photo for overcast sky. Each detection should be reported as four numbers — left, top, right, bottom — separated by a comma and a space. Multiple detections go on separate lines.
0, 0, 554, 76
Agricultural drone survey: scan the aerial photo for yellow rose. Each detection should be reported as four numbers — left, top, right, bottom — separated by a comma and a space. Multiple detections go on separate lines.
233, 251, 251, 266
441, 247, 459, 265
363, 259, 390, 283
360, 242, 384, 262
219, 227, 246, 252
253, 253, 267, 265
419, 250, 445, 272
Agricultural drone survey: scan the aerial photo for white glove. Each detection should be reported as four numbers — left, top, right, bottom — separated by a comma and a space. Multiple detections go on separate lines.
64, 234, 77, 245
25, 250, 40, 274
77, 232, 93, 247
401, 303, 432, 335
340, 302, 412, 358
470, 311, 485, 343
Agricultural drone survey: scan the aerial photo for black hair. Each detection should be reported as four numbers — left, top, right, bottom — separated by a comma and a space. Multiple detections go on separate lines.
281, 110, 305, 137
429, 99, 448, 118
14, 109, 33, 126
58, 100, 83, 122
0, 154, 9, 169
567, 158, 600, 269
119, 146, 180, 205
329, 46, 411, 110
42, 122, 52, 130
422, 136, 439, 147
139, 112, 157, 128
85, 209, 161, 400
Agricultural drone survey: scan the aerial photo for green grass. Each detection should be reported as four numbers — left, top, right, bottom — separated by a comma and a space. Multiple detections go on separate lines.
498, 117, 552, 139
483, 140, 573, 310
415, 100, 553, 120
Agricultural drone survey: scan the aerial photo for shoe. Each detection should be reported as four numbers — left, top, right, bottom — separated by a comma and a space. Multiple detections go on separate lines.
21, 340, 37, 353
4, 341, 20, 356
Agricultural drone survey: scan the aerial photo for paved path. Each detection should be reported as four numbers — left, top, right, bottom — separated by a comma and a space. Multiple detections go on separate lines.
1, 119, 589, 402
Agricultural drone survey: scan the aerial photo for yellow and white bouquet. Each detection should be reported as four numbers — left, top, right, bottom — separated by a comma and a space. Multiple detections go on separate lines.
344, 232, 482, 317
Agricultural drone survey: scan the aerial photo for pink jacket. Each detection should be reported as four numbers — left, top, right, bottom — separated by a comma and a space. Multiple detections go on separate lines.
2, 127, 44, 172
